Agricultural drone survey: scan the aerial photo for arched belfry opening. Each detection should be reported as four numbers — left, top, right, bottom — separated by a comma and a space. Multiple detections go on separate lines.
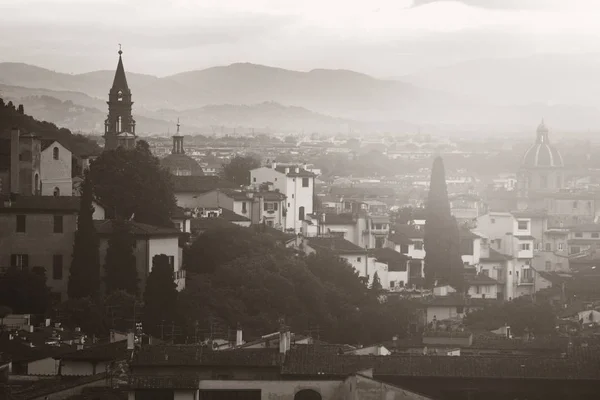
294, 389, 322, 400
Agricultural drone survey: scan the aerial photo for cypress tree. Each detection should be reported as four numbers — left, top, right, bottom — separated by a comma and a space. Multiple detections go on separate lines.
142, 254, 178, 338
423, 157, 465, 291
104, 219, 138, 296
68, 171, 101, 299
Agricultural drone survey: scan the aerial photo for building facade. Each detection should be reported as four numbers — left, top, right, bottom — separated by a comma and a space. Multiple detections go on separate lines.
40, 140, 72, 197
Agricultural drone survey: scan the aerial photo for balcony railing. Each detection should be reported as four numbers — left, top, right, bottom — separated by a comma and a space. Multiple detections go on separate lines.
174, 270, 186, 281
518, 277, 534, 285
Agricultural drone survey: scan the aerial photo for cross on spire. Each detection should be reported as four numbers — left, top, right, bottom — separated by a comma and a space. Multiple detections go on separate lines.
177, 118, 180, 134
118, 43, 122, 55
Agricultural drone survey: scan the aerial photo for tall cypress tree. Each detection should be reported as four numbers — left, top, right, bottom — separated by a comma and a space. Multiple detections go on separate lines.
423, 157, 465, 291
142, 254, 178, 338
68, 171, 101, 299
104, 219, 139, 296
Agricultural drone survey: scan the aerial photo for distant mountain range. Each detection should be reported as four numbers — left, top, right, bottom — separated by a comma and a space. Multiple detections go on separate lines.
2, 56, 600, 135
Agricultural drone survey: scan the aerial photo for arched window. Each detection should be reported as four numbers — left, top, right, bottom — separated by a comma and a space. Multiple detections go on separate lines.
298, 206, 305, 221
53, 146, 59, 160
295, 390, 321, 400
34, 174, 39, 194
53, 187, 60, 197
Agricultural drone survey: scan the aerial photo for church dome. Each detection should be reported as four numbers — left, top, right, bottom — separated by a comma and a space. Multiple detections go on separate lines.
161, 153, 204, 176
521, 120, 564, 168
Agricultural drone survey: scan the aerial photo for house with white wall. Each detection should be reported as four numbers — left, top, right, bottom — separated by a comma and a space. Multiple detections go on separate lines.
297, 236, 369, 278
387, 224, 425, 284
250, 163, 315, 232
40, 140, 72, 197
94, 220, 185, 292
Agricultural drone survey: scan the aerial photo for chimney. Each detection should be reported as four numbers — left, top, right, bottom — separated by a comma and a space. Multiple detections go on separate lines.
45, 318, 51, 327
127, 332, 135, 350
236, 327, 243, 347
279, 326, 291, 355
10, 127, 20, 194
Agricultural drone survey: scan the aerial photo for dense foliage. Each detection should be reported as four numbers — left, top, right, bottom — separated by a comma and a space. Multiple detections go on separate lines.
0, 97, 101, 156
0, 267, 51, 315
220, 155, 261, 186
104, 220, 138, 296
464, 297, 557, 336
181, 225, 415, 345
423, 157, 465, 290
143, 255, 178, 338
88, 142, 177, 227
68, 170, 101, 299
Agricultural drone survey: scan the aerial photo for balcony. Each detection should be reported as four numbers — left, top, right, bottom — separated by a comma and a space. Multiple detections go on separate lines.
174, 270, 186, 281
518, 276, 534, 285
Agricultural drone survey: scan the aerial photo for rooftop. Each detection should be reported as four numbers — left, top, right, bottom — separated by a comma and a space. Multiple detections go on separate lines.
94, 220, 181, 237
56, 340, 128, 362
131, 346, 281, 367
171, 175, 237, 193
306, 236, 367, 255
480, 248, 513, 262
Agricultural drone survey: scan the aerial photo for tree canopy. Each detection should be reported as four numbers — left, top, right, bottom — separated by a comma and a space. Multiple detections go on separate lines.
0, 267, 50, 315
68, 170, 101, 299
88, 143, 176, 227
181, 225, 415, 345
143, 255, 178, 338
104, 220, 138, 296
423, 157, 464, 290
464, 297, 557, 336
220, 155, 261, 186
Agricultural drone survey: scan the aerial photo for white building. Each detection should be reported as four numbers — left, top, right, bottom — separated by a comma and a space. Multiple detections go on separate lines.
250, 163, 315, 232
40, 140, 72, 197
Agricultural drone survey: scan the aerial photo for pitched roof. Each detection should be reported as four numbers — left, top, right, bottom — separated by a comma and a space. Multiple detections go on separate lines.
282, 347, 599, 379
171, 176, 237, 193
131, 346, 281, 367
388, 225, 424, 244
322, 213, 356, 225
369, 248, 410, 264
0, 336, 76, 363
480, 248, 513, 262
306, 236, 367, 255
94, 220, 180, 237
465, 274, 499, 285
56, 341, 128, 362
0, 195, 80, 213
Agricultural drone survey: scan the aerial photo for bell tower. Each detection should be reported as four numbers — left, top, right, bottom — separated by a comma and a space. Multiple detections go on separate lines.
103, 45, 137, 150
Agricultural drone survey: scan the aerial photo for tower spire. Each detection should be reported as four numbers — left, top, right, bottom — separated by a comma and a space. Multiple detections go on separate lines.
112, 44, 129, 91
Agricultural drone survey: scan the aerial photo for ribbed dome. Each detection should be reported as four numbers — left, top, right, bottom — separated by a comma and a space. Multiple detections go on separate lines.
161, 153, 204, 176
521, 120, 564, 168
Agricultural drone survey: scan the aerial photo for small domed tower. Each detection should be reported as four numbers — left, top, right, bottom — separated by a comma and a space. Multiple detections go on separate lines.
517, 120, 565, 202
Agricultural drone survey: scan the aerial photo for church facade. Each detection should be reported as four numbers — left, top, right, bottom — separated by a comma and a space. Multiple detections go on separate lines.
103, 48, 137, 150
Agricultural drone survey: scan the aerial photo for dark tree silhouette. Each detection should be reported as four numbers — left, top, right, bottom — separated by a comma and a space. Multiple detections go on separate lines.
143, 255, 178, 338
423, 157, 465, 290
0, 267, 50, 314
17, 104, 24, 114
221, 155, 261, 186
104, 220, 138, 296
68, 170, 101, 299
89, 145, 176, 227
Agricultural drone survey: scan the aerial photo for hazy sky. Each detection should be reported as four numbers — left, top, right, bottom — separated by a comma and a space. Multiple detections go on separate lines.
1, 0, 600, 77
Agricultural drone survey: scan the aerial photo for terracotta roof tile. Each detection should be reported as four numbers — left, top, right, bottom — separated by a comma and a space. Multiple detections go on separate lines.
306, 236, 367, 255
131, 346, 281, 367
94, 220, 180, 237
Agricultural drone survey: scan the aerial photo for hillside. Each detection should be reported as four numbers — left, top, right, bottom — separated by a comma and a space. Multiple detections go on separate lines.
3, 59, 600, 133
0, 97, 101, 156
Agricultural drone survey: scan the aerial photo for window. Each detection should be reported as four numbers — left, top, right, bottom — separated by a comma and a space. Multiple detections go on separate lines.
53, 215, 63, 233
302, 178, 309, 187
517, 220, 528, 230
241, 202, 247, 214
357, 257, 362, 262
414, 241, 423, 250
53, 147, 59, 160
520, 243, 530, 251
575, 232, 583, 238
53, 187, 60, 197
16, 215, 26, 232
481, 269, 489, 276
400, 244, 409, 254
11, 254, 29, 269
593, 233, 600, 238
573, 201, 578, 209
456, 306, 464, 314
390, 281, 395, 288
291, 194, 294, 199
545, 261, 551, 271
558, 243, 564, 251
299, 206, 305, 221
571, 246, 580, 254
53, 255, 63, 280
168, 256, 175, 268
274, 202, 278, 211
491, 218, 496, 224
545, 243, 552, 251
253, 177, 256, 182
